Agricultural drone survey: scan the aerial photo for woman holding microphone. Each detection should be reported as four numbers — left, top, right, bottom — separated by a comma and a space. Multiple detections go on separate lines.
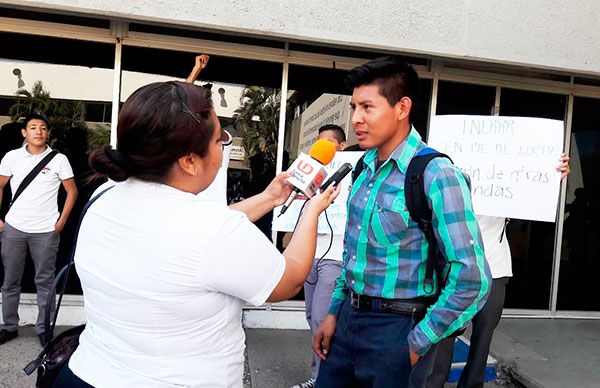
55, 81, 340, 387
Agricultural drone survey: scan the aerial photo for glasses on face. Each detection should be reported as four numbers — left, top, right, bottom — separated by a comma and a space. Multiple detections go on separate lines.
221, 129, 232, 149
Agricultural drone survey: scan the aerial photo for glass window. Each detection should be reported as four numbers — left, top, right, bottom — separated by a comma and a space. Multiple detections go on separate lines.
121, 46, 283, 239
557, 96, 600, 311
500, 88, 566, 120
413, 78, 432, 139
436, 81, 496, 116
0, 32, 115, 294
499, 88, 567, 309
286, 64, 350, 158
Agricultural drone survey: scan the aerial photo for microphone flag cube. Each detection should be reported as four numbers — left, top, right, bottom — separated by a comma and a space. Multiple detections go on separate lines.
286, 152, 328, 197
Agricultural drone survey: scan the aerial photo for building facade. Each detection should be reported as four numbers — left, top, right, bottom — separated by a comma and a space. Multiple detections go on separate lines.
0, 1, 599, 328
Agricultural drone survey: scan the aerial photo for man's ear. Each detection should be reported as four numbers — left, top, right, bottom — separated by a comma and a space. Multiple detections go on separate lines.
395, 96, 412, 122
21, 128, 27, 138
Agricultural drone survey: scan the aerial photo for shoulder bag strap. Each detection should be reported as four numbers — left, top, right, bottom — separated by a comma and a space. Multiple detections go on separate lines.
8, 149, 59, 211
43, 185, 114, 342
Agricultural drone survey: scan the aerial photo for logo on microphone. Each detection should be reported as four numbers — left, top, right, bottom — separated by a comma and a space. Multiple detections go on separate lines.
297, 160, 314, 175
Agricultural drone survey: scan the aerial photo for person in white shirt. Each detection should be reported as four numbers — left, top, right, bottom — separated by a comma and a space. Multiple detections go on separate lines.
186, 53, 234, 204
0, 114, 78, 347
426, 155, 571, 388
293, 124, 348, 388
56, 81, 341, 388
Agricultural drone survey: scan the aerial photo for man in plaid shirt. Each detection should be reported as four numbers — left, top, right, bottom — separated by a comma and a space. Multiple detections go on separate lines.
312, 57, 491, 388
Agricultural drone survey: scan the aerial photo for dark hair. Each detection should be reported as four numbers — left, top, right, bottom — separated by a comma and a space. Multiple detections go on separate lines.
345, 56, 420, 114
24, 113, 49, 128
318, 124, 346, 143
89, 81, 214, 182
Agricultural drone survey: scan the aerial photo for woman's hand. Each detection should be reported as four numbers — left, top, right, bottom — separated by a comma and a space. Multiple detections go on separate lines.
264, 172, 294, 207
556, 153, 570, 180
305, 183, 342, 215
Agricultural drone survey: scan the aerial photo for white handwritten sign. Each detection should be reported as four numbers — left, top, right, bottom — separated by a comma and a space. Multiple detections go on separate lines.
272, 152, 364, 234
428, 115, 564, 222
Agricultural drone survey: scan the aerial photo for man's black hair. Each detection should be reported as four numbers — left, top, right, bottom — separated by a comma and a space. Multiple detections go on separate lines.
318, 124, 346, 143
24, 112, 49, 128
345, 56, 420, 113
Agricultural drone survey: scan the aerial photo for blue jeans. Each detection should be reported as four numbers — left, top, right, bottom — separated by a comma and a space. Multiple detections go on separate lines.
316, 298, 437, 388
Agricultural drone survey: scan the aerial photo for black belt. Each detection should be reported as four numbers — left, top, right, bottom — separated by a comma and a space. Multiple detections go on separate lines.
350, 291, 432, 316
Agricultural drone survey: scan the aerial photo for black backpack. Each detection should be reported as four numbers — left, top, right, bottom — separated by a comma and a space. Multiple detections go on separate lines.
352, 147, 453, 296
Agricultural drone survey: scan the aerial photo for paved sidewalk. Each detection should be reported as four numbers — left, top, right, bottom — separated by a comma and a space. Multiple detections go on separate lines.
0, 326, 42, 387
244, 329, 509, 388
2, 319, 600, 387
493, 319, 600, 388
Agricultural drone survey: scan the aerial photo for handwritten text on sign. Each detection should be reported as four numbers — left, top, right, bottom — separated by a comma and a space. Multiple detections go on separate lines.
428, 115, 564, 222
272, 152, 364, 234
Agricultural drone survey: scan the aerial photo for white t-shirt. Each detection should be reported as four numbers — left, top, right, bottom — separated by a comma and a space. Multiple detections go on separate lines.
477, 215, 512, 279
0, 145, 74, 233
69, 179, 285, 388
315, 234, 344, 262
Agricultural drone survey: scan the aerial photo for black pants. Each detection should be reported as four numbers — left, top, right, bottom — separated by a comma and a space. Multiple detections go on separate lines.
54, 364, 94, 388
426, 277, 509, 388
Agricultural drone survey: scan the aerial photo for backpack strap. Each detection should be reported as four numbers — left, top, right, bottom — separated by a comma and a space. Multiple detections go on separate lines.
351, 147, 454, 295
8, 149, 59, 211
405, 147, 453, 295
351, 153, 367, 183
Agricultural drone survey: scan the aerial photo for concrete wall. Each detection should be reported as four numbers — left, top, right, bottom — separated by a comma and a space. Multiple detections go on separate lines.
6, 0, 600, 76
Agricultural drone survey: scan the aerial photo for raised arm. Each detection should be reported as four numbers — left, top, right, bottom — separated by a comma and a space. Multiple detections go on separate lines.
186, 54, 210, 84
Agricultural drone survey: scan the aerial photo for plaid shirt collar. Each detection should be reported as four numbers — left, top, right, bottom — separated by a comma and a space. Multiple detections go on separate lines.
362, 126, 422, 175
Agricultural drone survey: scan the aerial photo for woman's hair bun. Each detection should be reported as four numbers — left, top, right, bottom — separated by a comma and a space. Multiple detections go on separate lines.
88, 145, 131, 182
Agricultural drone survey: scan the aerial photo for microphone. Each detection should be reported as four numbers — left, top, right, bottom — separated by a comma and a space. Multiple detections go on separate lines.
278, 140, 336, 216
320, 162, 353, 191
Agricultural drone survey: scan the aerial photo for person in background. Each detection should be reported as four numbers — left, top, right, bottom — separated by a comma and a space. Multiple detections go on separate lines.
56, 81, 341, 387
293, 124, 348, 388
312, 57, 491, 388
186, 54, 233, 203
426, 155, 571, 388
0, 114, 78, 347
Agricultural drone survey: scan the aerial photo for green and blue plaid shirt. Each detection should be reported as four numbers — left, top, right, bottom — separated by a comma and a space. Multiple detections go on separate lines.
329, 127, 491, 356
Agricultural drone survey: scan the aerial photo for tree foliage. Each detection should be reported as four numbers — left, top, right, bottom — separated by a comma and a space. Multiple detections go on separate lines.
8, 81, 90, 153
233, 86, 293, 166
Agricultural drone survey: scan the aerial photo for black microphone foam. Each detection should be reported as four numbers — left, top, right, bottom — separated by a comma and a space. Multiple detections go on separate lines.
321, 163, 353, 191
